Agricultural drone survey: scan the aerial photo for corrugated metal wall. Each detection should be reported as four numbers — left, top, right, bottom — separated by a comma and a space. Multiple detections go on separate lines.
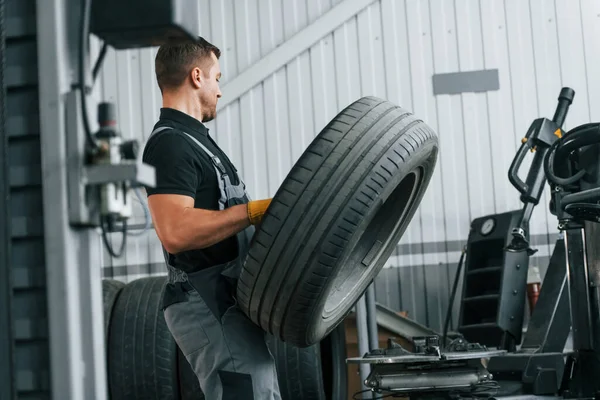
97, 0, 600, 333
5, 0, 51, 397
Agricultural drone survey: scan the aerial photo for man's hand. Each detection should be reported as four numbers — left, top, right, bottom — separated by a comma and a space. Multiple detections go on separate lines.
247, 198, 272, 225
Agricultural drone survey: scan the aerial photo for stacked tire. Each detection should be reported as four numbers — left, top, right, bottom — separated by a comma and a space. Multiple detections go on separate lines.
103, 278, 181, 399
102, 277, 347, 400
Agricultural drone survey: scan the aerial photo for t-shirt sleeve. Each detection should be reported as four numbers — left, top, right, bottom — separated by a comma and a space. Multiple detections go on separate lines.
142, 132, 200, 198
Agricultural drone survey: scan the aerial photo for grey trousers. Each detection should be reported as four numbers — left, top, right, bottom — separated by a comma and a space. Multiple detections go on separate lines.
164, 288, 281, 400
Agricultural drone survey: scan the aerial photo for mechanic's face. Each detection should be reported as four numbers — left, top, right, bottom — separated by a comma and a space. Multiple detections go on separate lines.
196, 52, 222, 123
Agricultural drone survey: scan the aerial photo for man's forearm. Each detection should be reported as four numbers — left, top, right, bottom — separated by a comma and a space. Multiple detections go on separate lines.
167, 204, 250, 253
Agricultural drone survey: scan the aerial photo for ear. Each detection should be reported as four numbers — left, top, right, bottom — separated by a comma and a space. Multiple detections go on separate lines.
191, 67, 203, 89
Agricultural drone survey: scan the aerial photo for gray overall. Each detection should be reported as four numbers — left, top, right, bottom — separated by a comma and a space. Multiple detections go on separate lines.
149, 127, 281, 400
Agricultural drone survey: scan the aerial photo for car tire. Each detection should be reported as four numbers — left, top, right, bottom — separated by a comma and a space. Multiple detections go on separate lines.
107, 277, 179, 400
102, 279, 125, 342
237, 96, 439, 346
267, 323, 348, 400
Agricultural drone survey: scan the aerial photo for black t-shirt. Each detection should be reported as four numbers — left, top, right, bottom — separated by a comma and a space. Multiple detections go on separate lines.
142, 108, 240, 272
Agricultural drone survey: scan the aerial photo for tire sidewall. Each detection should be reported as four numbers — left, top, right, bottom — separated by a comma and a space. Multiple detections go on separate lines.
306, 136, 439, 344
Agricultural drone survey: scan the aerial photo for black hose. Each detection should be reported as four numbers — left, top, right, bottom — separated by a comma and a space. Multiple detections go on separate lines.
544, 138, 587, 186
443, 246, 467, 348
556, 126, 600, 160
101, 215, 128, 258
79, 0, 99, 151
92, 43, 108, 83
543, 125, 600, 187
553, 123, 600, 162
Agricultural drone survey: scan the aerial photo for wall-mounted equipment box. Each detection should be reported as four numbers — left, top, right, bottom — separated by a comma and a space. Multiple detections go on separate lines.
91, 0, 201, 49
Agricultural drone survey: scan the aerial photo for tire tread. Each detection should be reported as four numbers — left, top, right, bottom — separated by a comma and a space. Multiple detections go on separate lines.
238, 97, 438, 346
108, 277, 178, 400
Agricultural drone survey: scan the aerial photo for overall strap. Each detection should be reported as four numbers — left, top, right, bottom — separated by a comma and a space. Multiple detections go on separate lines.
150, 126, 226, 176
149, 126, 172, 137
180, 132, 228, 178
178, 132, 229, 210
149, 126, 228, 210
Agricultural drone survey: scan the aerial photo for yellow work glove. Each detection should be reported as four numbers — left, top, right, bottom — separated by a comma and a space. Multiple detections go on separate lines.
247, 198, 272, 225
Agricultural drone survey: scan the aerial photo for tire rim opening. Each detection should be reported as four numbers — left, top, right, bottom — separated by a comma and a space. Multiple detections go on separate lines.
322, 169, 422, 317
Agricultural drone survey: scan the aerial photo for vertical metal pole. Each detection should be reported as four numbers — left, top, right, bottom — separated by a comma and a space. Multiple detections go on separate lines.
563, 227, 600, 397
365, 282, 379, 351
355, 295, 371, 398
591, 286, 600, 349
564, 228, 593, 350
585, 221, 600, 351
364, 282, 379, 400
36, 0, 107, 399
0, 0, 15, 397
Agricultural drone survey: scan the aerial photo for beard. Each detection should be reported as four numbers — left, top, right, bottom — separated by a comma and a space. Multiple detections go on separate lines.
200, 94, 217, 122
202, 105, 217, 122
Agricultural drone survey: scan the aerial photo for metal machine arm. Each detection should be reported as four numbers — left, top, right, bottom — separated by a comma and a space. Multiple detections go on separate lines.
507, 88, 575, 253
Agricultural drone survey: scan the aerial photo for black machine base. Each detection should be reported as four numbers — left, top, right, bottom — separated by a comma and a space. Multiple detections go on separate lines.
347, 336, 505, 399
561, 350, 600, 400
487, 352, 566, 396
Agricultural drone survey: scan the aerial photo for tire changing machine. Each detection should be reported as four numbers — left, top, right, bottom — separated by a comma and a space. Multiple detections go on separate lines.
348, 88, 600, 400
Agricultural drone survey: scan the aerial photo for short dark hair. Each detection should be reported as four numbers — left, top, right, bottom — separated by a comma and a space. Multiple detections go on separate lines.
155, 37, 221, 92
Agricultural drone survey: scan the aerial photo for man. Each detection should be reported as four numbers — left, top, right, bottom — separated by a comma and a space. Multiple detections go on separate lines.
142, 37, 281, 400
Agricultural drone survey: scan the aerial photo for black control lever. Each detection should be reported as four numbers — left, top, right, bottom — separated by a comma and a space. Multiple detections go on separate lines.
506, 87, 575, 252
508, 88, 574, 195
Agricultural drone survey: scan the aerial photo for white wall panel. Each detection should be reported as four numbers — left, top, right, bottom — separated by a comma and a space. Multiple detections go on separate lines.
481, 0, 520, 220
98, 0, 600, 332
582, 0, 600, 117
427, 0, 460, 327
